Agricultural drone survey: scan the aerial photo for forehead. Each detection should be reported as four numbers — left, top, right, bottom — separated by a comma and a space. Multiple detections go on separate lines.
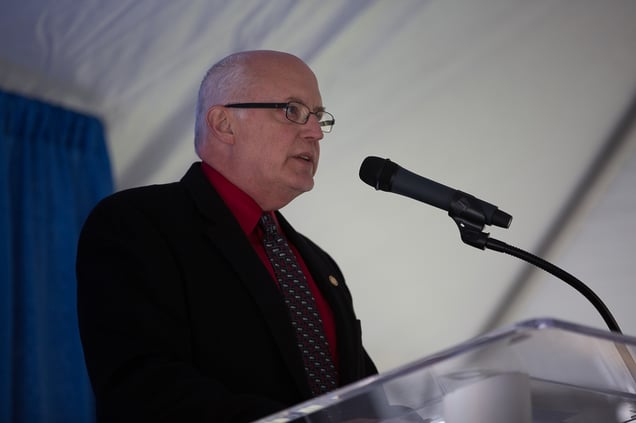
245, 56, 323, 106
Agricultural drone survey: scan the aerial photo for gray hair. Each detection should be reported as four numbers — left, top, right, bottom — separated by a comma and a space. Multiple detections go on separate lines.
194, 52, 252, 155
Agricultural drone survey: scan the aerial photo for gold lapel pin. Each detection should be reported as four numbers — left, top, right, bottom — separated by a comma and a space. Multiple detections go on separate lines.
328, 275, 339, 287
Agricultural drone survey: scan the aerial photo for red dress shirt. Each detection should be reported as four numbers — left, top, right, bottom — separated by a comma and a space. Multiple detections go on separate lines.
201, 162, 339, 368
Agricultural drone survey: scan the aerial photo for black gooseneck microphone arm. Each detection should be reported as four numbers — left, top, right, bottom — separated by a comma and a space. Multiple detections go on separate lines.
360, 156, 623, 334
450, 208, 622, 334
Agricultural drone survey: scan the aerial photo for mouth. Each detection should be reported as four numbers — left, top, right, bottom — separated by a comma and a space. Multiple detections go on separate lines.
294, 153, 314, 165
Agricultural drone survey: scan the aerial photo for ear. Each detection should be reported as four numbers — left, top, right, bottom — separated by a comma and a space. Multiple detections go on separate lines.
206, 106, 235, 145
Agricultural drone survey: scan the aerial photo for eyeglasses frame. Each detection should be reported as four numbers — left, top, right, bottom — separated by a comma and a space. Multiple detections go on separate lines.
224, 101, 335, 133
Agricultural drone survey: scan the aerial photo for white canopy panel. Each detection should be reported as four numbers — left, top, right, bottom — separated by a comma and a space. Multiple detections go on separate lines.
2, 0, 636, 370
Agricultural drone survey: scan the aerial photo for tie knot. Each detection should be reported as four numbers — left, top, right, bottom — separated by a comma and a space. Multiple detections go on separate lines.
259, 213, 278, 236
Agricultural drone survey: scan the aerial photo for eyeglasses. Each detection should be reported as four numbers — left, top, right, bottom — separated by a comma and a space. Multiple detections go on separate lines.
224, 101, 335, 133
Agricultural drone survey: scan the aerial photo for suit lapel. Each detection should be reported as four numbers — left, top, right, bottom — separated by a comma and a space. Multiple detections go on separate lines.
180, 163, 312, 399
276, 212, 361, 384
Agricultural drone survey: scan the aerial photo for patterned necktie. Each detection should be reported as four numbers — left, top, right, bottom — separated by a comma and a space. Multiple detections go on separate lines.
259, 213, 338, 396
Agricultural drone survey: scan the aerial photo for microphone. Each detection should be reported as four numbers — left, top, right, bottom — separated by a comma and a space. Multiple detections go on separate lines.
359, 156, 624, 334
359, 156, 512, 229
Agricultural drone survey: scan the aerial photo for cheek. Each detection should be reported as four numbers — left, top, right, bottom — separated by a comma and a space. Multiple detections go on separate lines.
240, 121, 299, 167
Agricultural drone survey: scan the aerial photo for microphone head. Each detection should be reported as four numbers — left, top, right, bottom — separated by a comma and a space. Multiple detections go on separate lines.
359, 156, 397, 191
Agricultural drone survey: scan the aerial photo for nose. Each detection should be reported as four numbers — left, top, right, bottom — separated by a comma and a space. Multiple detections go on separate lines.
303, 114, 325, 141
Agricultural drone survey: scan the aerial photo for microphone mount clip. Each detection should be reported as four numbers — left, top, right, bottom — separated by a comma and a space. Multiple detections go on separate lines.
449, 193, 491, 250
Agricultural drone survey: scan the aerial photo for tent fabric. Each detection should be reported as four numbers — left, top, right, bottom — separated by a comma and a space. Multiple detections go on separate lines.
1, 0, 636, 373
0, 90, 112, 422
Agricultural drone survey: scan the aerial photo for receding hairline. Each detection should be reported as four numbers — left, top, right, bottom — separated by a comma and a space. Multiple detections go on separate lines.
205, 50, 310, 97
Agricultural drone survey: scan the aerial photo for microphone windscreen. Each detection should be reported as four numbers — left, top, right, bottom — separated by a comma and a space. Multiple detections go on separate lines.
359, 156, 386, 187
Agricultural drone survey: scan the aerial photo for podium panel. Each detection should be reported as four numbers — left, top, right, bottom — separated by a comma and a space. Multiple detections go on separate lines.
253, 318, 636, 422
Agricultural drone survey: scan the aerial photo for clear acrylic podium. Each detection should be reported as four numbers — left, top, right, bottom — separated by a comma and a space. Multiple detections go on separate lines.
253, 318, 636, 422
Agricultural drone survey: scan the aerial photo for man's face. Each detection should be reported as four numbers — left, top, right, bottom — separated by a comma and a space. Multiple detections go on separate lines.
228, 54, 325, 210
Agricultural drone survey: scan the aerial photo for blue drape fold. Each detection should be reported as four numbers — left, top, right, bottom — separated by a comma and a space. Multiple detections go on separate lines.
1, 90, 113, 422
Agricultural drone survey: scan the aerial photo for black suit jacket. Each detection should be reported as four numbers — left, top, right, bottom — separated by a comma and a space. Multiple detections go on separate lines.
76, 162, 377, 422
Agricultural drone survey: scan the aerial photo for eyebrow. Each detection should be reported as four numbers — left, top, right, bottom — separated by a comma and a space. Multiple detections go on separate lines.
287, 97, 325, 112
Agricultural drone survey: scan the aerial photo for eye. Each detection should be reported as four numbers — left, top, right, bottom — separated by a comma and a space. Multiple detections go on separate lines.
285, 102, 308, 123
286, 103, 301, 118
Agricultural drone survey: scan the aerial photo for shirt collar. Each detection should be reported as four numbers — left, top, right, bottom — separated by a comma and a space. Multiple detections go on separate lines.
201, 162, 264, 236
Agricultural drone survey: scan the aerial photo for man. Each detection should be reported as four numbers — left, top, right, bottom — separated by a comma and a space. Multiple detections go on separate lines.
76, 50, 378, 422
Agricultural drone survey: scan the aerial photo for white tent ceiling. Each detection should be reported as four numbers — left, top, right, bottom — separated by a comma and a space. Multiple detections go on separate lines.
2, 0, 636, 372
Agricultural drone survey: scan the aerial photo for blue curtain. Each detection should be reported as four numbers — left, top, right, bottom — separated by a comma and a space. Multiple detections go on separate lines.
0, 90, 113, 422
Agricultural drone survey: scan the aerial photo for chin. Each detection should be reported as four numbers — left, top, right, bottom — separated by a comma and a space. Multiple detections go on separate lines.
293, 175, 315, 192
302, 179, 315, 192
293, 184, 314, 198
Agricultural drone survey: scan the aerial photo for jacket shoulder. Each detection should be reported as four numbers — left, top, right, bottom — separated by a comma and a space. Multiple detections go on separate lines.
85, 163, 208, 224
